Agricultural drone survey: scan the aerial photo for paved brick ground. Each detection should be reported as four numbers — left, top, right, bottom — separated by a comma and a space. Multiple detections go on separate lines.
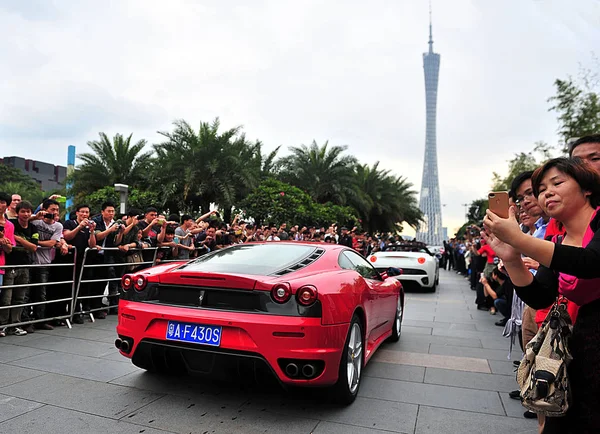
0, 270, 537, 433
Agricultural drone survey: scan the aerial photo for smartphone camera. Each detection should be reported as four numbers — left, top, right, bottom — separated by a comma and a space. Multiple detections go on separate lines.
44, 213, 54, 219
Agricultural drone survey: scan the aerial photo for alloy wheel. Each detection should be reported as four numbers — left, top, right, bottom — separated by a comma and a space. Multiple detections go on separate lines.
396, 297, 402, 332
346, 322, 362, 393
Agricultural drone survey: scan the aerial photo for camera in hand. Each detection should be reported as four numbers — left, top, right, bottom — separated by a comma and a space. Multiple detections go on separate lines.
137, 214, 146, 221
0, 225, 4, 233
44, 213, 54, 219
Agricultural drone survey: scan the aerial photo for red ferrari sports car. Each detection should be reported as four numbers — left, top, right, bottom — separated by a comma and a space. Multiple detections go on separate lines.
115, 242, 404, 404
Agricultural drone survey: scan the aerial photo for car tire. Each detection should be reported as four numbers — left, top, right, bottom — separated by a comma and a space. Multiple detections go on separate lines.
331, 314, 363, 405
427, 278, 437, 292
387, 296, 403, 343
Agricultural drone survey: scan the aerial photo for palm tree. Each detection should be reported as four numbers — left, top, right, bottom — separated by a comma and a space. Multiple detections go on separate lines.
353, 162, 422, 233
152, 118, 258, 216
71, 133, 153, 199
279, 141, 358, 205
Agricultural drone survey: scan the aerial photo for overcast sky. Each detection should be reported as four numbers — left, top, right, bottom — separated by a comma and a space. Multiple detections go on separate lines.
1, 0, 599, 234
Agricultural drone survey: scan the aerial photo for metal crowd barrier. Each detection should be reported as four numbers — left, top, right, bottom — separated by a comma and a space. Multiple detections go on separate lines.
0, 243, 207, 330
0, 246, 77, 330
73, 246, 160, 322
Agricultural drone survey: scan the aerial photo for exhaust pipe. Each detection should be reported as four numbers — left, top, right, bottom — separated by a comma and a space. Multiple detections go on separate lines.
114, 338, 122, 350
302, 364, 316, 378
120, 340, 130, 352
285, 363, 299, 377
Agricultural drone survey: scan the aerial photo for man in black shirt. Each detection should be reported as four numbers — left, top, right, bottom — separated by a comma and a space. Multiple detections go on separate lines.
63, 204, 97, 323
0, 201, 39, 335
338, 227, 353, 248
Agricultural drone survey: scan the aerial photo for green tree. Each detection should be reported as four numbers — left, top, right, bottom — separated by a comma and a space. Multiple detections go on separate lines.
70, 133, 153, 202
491, 142, 553, 191
279, 141, 358, 205
353, 162, 422, 233
238, 178, 313, 226
79, 186, 160, 215
548, 77, 600, 151
0, 165, 49, 205
152, 118, 257, 216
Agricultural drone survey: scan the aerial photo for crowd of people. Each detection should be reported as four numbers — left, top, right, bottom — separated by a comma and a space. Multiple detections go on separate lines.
445, 134, 600, 434
0, 193, 416, 337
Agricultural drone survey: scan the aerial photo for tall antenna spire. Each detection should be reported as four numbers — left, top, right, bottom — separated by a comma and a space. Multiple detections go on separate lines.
428, 0, 433, 53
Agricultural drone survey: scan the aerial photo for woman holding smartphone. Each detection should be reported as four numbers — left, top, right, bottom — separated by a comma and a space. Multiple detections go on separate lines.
483, 157, 600, 434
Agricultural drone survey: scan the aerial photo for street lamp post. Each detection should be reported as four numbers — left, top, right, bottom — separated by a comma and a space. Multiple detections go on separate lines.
114, 183, 129, 215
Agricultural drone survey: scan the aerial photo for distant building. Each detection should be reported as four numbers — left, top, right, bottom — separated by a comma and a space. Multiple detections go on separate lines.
442, 227, 448, 241
1, 156, 67, 191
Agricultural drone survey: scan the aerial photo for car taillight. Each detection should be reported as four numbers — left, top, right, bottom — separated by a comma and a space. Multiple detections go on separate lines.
418, 257, 426, 264
369, 256, 377, 263
271, 284, 291, 303
122, 274, 133, 291
297, 285, 318, 306
133, 275, 147, 291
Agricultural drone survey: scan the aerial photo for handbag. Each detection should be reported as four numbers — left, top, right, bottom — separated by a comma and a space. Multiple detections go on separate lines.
517, 298, 573, 416
125, 250, 143, 272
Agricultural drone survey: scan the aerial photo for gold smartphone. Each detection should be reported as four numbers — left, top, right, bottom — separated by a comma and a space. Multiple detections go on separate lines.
488, 191, 510, 219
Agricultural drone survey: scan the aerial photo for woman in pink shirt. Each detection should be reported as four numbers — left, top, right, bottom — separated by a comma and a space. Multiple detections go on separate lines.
0, 192, 16, 338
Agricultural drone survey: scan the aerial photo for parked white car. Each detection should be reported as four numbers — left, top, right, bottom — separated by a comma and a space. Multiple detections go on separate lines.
367, 243, 439, 292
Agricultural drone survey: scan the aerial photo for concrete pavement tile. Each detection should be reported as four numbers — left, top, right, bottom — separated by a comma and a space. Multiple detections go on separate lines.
8, 334, 116, 358
489, 360, 519, 376
432, 314, 475, 322
0, 364, 46, 388
365, 361, 426, 383
396, 332, 483, 349
0, 404, 170, 434
480, 338, 515, 350
9, 351, 139, 382
313, 421, 408, 434
0, 373, 163, 419
241, 395, 418, 433
402, 325, 433, 335
500, 391, 530, 418
415, 405, 537, 434
403, 319, 445, 328
110, 370, 256, 401
123, 394, 318, 434
424, 367, 518, 393
374, 349, 490, 373
0, 394, 44, 423
359, 376, 504, 415
84, 321, 118, 332
35, 326, 117, 343
403, 313, 434, 322
100, 348, 133, 363
0, 332, 47, 345
429, 344, 520, 362
0, 343, 49, 363
384, 339, 431, 354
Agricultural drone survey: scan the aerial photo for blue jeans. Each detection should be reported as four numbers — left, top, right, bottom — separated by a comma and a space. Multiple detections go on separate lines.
494, 298, 510, 318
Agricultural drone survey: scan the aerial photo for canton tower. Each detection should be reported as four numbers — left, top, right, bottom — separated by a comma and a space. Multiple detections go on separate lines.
416, 9, 443, 245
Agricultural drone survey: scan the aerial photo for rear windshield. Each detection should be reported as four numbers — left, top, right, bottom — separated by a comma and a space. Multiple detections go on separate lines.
179, 243, 318, 276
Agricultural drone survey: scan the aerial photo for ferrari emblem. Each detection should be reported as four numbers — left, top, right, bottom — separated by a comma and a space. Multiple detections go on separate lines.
198, 290, 205, 306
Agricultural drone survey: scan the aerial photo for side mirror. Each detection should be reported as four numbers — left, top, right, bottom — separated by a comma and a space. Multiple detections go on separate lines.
380, 271, 388, 280
387, 267, 403, 277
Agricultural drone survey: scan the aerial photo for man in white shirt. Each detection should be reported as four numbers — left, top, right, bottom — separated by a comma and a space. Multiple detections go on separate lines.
31, 199, 69, 329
